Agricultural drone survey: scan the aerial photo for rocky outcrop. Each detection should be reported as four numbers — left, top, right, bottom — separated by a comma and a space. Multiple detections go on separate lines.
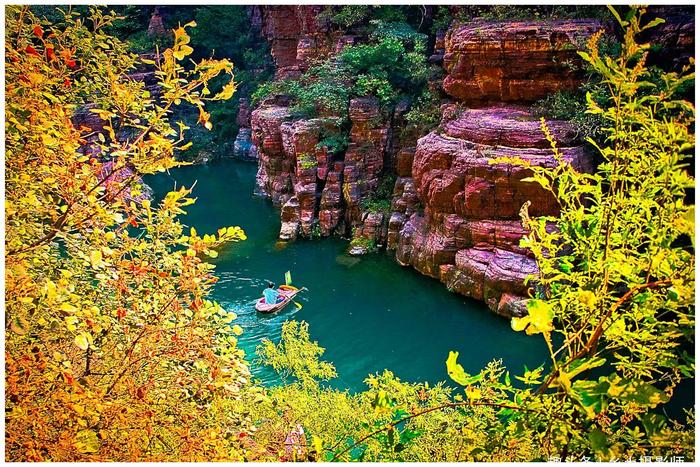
147, 8, 166, 37
260, 6, 334, 79
391, 104, 593, 315
442, 20, 603, 103
343, 97, 390, 227
642, 6, 694, 71
251, 105, 293, 203
232, 98, 258, 161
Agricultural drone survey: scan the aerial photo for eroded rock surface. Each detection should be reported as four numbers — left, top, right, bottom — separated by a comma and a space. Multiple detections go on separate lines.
443, 20, 603, 102
391, 105, 593, 315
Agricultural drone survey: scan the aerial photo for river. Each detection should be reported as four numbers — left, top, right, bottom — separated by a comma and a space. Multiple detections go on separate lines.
146, 160, 549, 392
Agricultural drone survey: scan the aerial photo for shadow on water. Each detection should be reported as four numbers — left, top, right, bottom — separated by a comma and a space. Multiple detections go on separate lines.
145, 160, 550, 393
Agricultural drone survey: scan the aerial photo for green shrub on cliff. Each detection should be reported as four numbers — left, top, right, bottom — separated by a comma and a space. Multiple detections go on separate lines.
252, 19, 431, 117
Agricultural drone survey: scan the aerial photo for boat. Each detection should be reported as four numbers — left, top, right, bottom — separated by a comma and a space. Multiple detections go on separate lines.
255, 284, 305, 314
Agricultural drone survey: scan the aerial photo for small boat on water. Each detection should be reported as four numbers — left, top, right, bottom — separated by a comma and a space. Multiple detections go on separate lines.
255, 284, 305, 314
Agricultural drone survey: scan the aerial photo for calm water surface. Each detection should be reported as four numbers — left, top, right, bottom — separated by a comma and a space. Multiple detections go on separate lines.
146, 160, 549, 392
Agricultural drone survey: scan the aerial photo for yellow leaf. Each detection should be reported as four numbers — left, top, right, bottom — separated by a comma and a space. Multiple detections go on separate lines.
312, 435, 323, 454
511, 316, 530, 332
173, 44, 193, 61
74, 332, 92, 351
232, 325, 243, 336
75, 429, 100, 453
90, 249, 103, 269
465, 387, 482, 400
578, 291, 597, 310
446, 351, 470, 386
60, 302, 78, 313
526, 299, 554, 334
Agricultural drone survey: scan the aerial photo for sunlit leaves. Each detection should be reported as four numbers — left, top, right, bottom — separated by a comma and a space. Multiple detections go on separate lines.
257, 321, 337, 385
446, 351, 481, 386
511, 300, 554, 336
74, 332, 92, 351
4, 5, 249, 461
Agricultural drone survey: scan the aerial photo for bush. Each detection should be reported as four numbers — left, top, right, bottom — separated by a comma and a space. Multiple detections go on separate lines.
405, 87, 443, 136
360, 198, 391, 214
253, 19, 432, 119
349, 236, 378, 253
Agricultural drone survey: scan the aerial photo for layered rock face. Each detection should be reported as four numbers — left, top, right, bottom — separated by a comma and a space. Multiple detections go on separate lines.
393, 106, 592, 316
260, 6, 340, 79
387, 20, 602, 317
642, 6, 695, 71
251, 92, 395, 241
442, 20, 603, 103
343, 97, 389, 227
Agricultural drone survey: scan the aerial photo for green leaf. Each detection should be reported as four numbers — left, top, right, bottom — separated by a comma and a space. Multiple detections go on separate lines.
641, 17, 665, 31
372, 390, 392, 410
588, 428, 609, 454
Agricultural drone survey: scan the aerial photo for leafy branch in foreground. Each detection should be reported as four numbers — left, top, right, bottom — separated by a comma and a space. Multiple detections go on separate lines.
5, 6, 251, 461
456, 6, 694, 460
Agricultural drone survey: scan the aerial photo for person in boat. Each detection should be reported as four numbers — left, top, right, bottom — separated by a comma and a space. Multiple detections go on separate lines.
263, 282, 283, 304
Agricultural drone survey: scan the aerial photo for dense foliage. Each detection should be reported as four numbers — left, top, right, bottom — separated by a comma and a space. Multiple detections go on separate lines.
252, 20, 434, 118
5, 7, 252, 460
484, 7, 695, 460
5, 5, 695, 462
98, 5, 272, 156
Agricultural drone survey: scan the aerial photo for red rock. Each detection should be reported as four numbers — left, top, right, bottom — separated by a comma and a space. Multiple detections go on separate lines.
352, 211, 387, 253
443, 19, 603, 102
147, 10, 166, 37
251, 105, 293, 206
343, 97, 390, 227
396, 215, 458, 278
412, 108, 592, 220
439, 247, 536, 315
396, 148, 415, 177
496, 293, 528, 318
237, 98, 252, 128
443, 106, 579, 148
319, 162, 344, 236
260, 6, 333, 78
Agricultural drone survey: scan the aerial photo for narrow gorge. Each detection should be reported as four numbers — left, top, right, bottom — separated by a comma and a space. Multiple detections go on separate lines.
243, 7, 625, 317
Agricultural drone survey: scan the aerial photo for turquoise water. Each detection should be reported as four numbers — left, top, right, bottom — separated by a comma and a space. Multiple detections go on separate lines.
145, 160, 549, 392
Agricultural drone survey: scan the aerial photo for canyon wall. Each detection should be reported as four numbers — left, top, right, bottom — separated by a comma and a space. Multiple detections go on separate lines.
247, 8, 692, 317
388, 20, 601, 316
